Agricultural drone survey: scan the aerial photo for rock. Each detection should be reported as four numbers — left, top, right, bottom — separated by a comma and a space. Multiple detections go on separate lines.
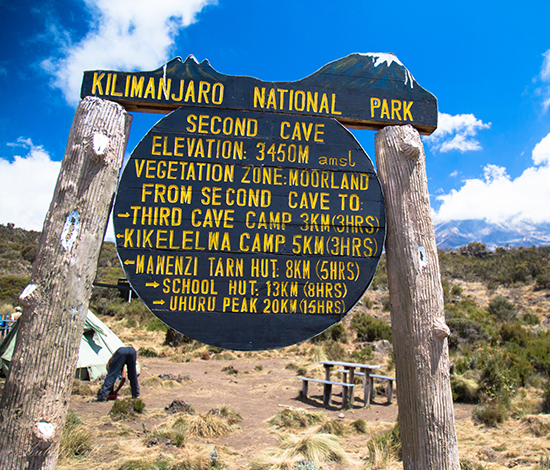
165, 399, 194, 414
373, 340, 392, 356
478, 446, 497, 462
147, 438, 159, 447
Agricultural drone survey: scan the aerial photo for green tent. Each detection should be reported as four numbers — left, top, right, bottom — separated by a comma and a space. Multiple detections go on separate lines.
0, 310, 136, 381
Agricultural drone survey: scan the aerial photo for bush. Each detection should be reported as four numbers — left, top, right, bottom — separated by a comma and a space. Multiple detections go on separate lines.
351, 346, 374, 364
522, 312, 541, 325
138, 347, 158, 358
535, 269, 550, 290
268, 408, 325, 429
322, 340, 346, 361
451, 284, 463, 297
310, 322, 347, 344
0, 275, 30, 304
451, 372, 481, 403
145, 318, 168, 332
351, 312, 392, 342
165, 328, 194, 347
110, 398, 145, 420
473, 399, 508, 426
447, 317, 490, 349
487, 296, 517, 323
544, 379, 550, 413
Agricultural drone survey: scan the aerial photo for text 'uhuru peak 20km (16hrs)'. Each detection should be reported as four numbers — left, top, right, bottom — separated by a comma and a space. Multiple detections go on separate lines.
113, 106, 386, 350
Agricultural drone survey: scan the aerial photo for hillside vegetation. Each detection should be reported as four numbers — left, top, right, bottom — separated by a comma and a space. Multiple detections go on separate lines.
2, 224, 550, 429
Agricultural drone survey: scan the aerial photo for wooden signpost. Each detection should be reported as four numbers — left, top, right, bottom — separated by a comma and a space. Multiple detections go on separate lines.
81, 53, 438, 134
114, 106, 385, 349
1, 53, 460, 470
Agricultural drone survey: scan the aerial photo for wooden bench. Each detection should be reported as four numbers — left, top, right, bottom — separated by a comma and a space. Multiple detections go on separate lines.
337, 370, 395, 404
297, 377, 355, 408
370, 374, 396, 404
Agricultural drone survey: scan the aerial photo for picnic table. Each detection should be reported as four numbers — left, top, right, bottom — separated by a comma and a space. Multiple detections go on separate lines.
319, 360, 381, 407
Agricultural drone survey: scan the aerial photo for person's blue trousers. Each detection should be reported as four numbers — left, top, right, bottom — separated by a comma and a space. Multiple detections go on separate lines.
98, 346, 140, 400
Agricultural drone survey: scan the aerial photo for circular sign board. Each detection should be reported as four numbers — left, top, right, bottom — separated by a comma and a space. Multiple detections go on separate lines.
113, 106, 385, 350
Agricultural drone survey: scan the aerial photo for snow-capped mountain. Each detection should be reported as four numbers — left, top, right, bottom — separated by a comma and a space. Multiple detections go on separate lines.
434, 219, 550, 250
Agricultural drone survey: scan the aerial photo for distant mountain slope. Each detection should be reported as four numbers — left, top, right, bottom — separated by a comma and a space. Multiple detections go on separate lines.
434, 219, 550, 250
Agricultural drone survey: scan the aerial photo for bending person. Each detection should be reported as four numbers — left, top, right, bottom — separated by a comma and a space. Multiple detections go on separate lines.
94, 346, 140, 402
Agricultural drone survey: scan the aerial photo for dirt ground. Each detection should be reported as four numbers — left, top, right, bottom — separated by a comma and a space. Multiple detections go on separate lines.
69, 354, 400, 466
58, 350, 489, 470
1, 343, 549, 469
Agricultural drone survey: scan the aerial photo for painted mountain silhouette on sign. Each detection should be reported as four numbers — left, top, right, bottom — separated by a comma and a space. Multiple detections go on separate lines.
81, 53, 437, 133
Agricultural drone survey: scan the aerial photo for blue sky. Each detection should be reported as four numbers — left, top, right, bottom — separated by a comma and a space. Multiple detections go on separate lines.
2, 0, 550, 236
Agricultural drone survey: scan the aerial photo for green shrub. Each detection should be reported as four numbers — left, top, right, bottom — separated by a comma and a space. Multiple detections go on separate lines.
361, 296, 374, 308
21, 244, 38, 263
473, 399, 508, 426
487, 296, 517, 323
499, 323, 530, 347
268, 408, 325, 429
451, 372, 481, 403
322, 340, 346, 361
447, 317, 490, 349
459, 242, 488, 258
164, 329, 194, 347
522, 312, 541, 325
451, 284, 463, 297
442, 279, 451, 305
0, 275, 30, 304
110, 398, 145, 420
544, 379, 550, 413
351, 312, 392, 342
535, 269, 550, 290
311, 322, 347, 344
138, 347, 158, 358
351, 346, 374, 363
145, 318, 168, 332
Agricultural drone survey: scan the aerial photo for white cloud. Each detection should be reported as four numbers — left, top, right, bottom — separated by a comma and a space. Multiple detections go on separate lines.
0, 139, 61, 231
434, 132, 550, 224
541, 50, 550, 81
424, 112, 491, 153
42, 0, 216, 105
536, 49, 550, 112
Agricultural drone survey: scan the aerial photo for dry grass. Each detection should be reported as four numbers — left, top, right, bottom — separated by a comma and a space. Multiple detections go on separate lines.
163, 406, 242, 439
142, 375, 181, 390
456, 415, 550, 468
268, 408, 326, 430
251, 432, 355, 470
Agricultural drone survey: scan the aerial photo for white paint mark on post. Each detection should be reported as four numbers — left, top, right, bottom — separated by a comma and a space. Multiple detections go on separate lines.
20, 283, 37, 300
93, 133, 109, 155
61, 211, 80, 251
37, 422, 55, 439
418, 246, 428, 268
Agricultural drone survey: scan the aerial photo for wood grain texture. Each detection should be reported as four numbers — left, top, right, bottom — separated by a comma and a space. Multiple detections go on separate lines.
375, 124, 459, 470
0, 97, 131, 469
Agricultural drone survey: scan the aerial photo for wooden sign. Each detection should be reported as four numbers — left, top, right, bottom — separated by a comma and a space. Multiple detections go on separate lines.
113, 106, 385, 350
81, 53, 437, 135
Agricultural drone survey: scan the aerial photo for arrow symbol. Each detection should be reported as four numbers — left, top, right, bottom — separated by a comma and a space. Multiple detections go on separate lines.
146, 282, 159, 288
153, 300, 165, 305
116, 234, 124, 238
117, 213, 130, 218
124, 260, 135, 265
